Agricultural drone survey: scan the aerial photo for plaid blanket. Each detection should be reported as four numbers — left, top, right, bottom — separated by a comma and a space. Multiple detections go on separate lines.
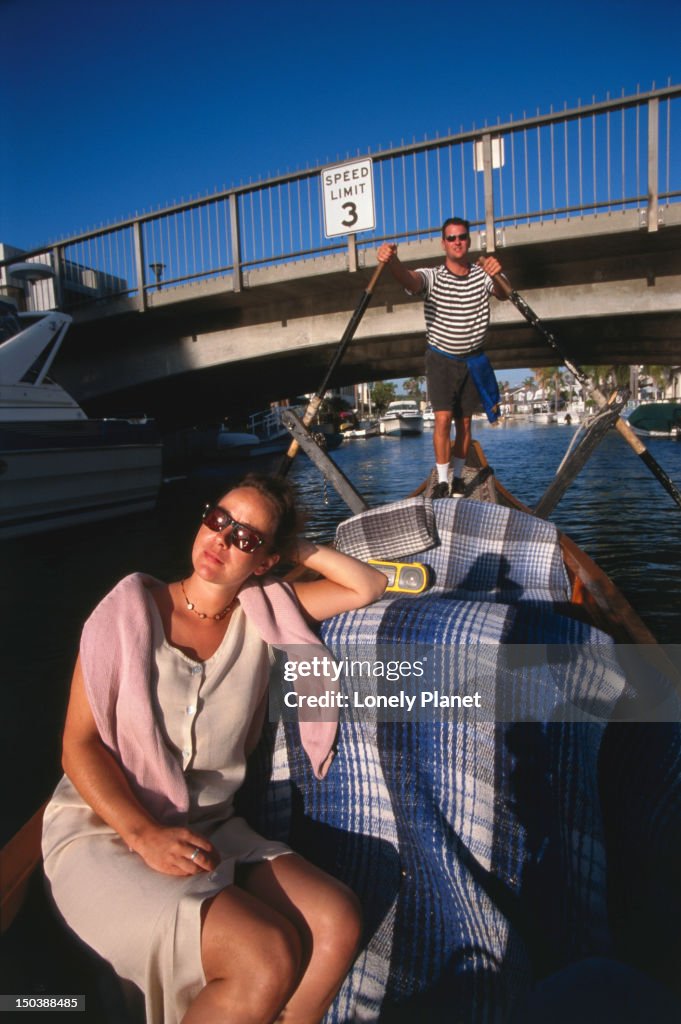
335, 495, 437, 563
239, 500, 681, 1022
336, 497, 571, 606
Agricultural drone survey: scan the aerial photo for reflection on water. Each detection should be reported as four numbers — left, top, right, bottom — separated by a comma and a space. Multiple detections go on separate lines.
1, 421, 680, 838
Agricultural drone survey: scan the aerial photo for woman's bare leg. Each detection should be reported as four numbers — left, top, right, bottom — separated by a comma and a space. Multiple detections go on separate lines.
238, 854, 362, 1024
182, 885, 302, 1024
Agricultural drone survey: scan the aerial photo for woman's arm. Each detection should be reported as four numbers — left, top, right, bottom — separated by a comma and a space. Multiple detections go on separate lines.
291, 540, 387, 622
62, 656, 218, 875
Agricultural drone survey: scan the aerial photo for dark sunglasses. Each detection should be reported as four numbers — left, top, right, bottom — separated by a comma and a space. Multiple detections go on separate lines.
445, 232, 469, 242
201, 504, 265, 553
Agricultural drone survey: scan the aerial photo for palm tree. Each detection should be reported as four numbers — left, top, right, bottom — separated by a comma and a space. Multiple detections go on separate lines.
370, 381, 396, 416
403, 376, 426, 403
531, 366, 564, 408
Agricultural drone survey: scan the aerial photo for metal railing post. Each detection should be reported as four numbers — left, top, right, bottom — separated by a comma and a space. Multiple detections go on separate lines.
647, 97, 659, 232
229, 193, 242, 292
133, 220, 147, 309
482, 133, 495, 251
347, 234, 358, 273
51, 245, 64, 310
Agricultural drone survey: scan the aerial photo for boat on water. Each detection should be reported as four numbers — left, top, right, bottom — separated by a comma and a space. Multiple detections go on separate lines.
3, 437, 679, 1022
627, 402, 681, 438
248, 404, 344, 455
379, 399, 424, 436
0, 302, 162, 539
216, 425, 262, 458
341, 419, 380, 439
527, 409, 557, 424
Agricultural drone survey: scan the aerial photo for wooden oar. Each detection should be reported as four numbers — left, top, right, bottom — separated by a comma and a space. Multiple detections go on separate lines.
277, 261, 387, 476
492, 272, 681, 511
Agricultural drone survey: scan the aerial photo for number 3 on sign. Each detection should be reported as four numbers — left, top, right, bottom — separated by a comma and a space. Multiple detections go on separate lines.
341, 202, 358, 228
321, 158, 375, 238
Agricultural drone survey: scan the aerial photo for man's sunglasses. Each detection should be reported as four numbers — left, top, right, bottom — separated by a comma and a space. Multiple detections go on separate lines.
445, 232, 469, 242
201, 504, 265, 553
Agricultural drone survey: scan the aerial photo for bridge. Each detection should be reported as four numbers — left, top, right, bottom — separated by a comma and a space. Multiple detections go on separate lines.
2, 85, 680, 424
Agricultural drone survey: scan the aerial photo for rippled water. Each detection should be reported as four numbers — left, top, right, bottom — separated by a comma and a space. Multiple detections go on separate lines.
2, 420, 680, 838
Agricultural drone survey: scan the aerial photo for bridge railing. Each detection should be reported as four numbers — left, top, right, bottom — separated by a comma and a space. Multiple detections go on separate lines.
2, 84, 679, 313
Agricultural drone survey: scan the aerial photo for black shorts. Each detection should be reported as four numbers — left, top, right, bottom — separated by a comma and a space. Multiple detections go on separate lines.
425, 347, 482, 418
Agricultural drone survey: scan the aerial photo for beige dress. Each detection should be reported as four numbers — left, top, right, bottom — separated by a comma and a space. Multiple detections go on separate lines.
42, 598, 291, 1024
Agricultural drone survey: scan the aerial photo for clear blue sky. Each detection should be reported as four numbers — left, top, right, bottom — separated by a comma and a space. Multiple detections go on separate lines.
2, 0, 679, 385
3, 0, 679, 248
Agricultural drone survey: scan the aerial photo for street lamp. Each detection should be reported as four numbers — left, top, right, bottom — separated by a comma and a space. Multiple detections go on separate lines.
149, 262, 165, 291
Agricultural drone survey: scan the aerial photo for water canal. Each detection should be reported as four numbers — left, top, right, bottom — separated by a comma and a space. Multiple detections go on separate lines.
2, 420, 680, 840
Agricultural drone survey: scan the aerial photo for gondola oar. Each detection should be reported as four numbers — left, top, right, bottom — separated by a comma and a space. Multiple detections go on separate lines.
277, 261, 387, 476
492, 271, 681, 512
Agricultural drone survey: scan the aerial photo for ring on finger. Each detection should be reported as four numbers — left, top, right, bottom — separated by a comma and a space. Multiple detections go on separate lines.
189, 847, 201, 862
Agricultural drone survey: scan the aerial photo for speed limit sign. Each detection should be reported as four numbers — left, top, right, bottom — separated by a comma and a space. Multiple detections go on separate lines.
321, 158, 375, 238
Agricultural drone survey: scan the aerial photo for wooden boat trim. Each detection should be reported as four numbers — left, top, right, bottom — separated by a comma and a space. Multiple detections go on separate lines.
0, 802, 46, 934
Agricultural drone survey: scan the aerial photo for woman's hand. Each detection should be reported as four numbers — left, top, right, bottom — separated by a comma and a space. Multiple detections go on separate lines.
128, 823, 219, 876
62, 658, 220, 878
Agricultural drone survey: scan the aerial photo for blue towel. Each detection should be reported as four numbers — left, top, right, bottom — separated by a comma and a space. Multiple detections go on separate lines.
466, 351, 501, 423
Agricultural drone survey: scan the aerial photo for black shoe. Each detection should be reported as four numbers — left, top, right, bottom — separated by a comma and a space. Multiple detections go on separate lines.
451, 477, 465, 498
432, 481, 450, 499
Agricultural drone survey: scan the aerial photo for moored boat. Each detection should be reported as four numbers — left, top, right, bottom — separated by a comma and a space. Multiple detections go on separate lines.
379, 399, 424, 436
341, 419, 380, 439
627, 402, 681, 438
248, 404, 343, 454
527, 409, 557, 424
0, 302, 162, 538
216, 426, 262, 458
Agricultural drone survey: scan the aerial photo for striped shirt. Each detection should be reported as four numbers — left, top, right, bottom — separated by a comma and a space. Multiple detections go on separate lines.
413, 263, 494, 356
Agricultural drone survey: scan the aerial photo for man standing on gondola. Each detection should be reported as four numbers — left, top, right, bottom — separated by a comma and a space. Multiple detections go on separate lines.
377, 219, 506, 498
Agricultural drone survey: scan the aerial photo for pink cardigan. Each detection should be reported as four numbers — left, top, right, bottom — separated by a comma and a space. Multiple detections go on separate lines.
79, 573, 338, 823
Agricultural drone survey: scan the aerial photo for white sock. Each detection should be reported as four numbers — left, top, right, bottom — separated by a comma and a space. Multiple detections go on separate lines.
452, 457, 466, 478
436, 462, 450, 484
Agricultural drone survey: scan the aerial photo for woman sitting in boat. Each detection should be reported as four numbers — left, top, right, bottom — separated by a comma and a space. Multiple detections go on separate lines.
42, 473, 387, 1024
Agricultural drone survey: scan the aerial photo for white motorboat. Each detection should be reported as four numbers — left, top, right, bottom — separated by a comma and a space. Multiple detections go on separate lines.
342, 419, 380, 439
379, 400, 424, 436
529, 411, 558, 424
0, 302, 162, 538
